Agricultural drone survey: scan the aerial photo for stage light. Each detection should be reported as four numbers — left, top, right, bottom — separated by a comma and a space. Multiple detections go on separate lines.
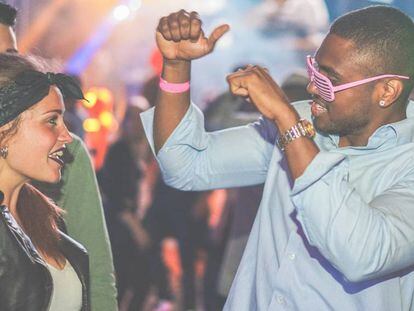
65, 0, 142, 75
83, 118, 101, 132
99, 111, 114, 128
99, 88, 113, 103
113, 4, 130, 21
84, 91, 98, 108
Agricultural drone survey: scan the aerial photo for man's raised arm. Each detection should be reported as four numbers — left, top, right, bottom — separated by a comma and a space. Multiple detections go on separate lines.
154, 10, 229, 153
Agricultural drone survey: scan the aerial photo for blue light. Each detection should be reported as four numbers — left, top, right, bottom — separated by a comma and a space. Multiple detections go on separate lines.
65, 18, 116, 75
65, 0, 140, 75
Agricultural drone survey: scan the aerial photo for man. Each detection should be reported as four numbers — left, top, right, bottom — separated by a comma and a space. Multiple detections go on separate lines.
0, 3, 118, 310
0, 2, 16, 53
141, 6, 414, 310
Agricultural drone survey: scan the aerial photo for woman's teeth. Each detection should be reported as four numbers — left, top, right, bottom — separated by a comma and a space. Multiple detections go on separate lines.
48, 150, 65, 166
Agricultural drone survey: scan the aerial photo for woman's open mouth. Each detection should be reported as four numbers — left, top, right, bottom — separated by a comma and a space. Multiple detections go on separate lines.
48, 147, 66, 166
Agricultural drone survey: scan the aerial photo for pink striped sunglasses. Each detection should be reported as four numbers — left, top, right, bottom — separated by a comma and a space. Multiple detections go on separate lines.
306, 55, 410, 102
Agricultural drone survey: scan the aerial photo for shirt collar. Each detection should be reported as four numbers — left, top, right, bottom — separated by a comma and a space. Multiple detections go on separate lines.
317, 117, 414, 155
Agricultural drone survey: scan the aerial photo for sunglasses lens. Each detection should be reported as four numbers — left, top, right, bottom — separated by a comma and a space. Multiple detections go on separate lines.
314, 76, 333, 101
307, 56, 334, 102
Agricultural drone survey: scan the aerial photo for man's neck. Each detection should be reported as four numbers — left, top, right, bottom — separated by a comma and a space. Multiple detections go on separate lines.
338, 110, 407, 147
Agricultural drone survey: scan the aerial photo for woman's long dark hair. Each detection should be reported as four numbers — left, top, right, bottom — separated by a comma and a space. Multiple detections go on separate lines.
17, 184, 63, 259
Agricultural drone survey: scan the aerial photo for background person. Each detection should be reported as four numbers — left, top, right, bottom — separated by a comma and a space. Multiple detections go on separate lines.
0, 2, 17, 53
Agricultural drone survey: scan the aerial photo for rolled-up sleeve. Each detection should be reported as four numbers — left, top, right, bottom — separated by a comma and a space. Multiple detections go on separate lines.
291, 152, 414, 283
140, 104, 275, 191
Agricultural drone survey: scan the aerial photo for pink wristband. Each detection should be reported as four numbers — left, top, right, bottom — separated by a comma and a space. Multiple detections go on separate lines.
159, 77, 190, 93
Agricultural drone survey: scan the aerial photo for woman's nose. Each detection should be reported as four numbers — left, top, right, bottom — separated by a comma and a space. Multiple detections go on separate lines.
60, 125, 73, 144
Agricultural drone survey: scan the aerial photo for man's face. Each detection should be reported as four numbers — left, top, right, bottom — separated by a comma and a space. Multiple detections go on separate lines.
0, 24, 17, 53
307, 34, 377, 137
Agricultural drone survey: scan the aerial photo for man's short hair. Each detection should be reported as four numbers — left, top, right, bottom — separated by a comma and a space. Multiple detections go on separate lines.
0, 2, 17, 27
330, 6, 414, 101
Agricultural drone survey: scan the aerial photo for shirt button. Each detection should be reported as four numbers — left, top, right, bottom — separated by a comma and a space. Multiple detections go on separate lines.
276, 295, 285, 304
288, 253, 296, 260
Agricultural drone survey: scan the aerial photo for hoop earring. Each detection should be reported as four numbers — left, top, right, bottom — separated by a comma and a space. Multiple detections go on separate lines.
379, 100, 386, 107
0, 146, 8, 159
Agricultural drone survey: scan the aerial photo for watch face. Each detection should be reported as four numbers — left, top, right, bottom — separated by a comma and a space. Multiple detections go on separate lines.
302, 120, 316, 137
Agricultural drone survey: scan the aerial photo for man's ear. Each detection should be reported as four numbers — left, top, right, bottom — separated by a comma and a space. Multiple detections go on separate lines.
376, 79, 404, 108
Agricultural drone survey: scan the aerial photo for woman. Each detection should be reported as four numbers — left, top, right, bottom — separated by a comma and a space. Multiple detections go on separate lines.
0, 53, 89, 311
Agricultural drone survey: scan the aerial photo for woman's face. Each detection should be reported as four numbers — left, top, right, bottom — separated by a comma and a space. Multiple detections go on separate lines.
3, 86, 73, 183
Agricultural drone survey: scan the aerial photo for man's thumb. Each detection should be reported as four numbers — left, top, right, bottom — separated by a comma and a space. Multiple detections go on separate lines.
207, 24, 230, 50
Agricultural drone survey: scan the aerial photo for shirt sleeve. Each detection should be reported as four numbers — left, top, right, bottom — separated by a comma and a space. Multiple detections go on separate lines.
140, 103, 276, 191
59, 136, 118, 311
291, 151, 414, 283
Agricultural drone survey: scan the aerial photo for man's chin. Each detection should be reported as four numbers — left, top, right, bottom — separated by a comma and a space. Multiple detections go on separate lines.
313, 117, 332, 135
314, 118, 344, 136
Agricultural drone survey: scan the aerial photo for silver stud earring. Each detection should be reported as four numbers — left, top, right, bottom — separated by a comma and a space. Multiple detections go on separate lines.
0, 146, 8, 159
379, 100, 386, 107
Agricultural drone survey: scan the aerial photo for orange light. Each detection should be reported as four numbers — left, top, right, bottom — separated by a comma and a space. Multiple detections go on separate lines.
84, 91, 97, 108
99, 111, 113, 128
83, 118, 101, 132
99, 88, 113, 103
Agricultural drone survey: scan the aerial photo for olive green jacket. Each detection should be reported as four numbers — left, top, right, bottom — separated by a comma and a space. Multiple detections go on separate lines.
59, 135, 117, 311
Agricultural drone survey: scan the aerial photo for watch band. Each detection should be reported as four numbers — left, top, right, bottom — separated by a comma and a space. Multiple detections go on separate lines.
277, 119, 315, 151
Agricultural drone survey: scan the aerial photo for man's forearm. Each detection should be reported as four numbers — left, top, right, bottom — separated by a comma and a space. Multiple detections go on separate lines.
154, 59, 191, 153
153, 10, 229, 153
274, 107, 319, 180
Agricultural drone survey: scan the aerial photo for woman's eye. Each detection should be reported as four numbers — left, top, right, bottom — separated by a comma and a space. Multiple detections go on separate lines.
48, 117, 58, 126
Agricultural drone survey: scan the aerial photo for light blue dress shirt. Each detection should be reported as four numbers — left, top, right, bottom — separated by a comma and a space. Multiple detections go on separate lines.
141, 100, 414, 310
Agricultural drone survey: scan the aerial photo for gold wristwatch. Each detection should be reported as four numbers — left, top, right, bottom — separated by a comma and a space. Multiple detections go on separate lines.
277, 119, 315, 151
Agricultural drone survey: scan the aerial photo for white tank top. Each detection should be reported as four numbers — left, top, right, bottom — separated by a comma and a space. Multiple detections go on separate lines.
46, 260, 82, 311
